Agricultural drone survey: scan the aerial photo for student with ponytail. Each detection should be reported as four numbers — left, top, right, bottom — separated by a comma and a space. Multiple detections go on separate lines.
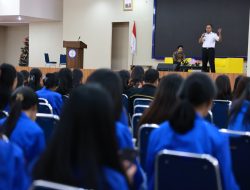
0, 87, 45, 176
28, 68, 43, 91
36, 72, 63, 115
146, 73, 239, 190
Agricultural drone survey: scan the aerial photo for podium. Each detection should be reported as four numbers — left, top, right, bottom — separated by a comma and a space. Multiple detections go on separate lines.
63, 41, 87, 69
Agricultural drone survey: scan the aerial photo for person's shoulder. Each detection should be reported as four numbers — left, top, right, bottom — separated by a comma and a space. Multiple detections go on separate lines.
0, 140, 24, 160
103, 167, 129, 190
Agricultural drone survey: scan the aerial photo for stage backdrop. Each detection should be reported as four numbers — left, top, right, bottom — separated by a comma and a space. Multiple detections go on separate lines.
153, 0, 250, 59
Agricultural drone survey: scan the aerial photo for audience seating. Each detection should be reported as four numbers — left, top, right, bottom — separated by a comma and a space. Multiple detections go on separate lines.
122, 94, 129, 112
220, 129, 250, 190
133, 98, 152, 107
36, 113, 59, 143
38, 98, 49, 104
211, 100, 231, 129
134, 105, 149, 114
204, 110, 213, 123
38, 103, 53, 114
44, 53, 57, 67
131, 113, 143, 138
0, 110, 8, 119
30, 180, 85, 190
155, 149, 222, 190
138, 124, 159, 171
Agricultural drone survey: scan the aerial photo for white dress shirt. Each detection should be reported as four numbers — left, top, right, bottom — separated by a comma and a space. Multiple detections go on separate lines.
202, 32, 220, 48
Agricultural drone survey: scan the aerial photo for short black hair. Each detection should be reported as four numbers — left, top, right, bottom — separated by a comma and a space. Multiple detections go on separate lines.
144, 69, 159, 84
206, 24, 213, 28
44, 73, 59, 89
177, 45, 183, 49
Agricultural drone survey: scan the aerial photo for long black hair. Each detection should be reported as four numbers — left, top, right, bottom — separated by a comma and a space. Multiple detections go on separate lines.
86, 69, 123, 121
72, 69, 83, 88
215, 74, 232, 100
138, 74, 183, 130
57, 68, 73, 95
33, 84, 127, 189
2, 87, 38, 137
130, 66, 144, 88
169, 73, 216, 134
230, 83, 250, 126
118, 70, 130, 93
0, 63, 17, 110
28, 68, 42, 91
233, 76, 250, 100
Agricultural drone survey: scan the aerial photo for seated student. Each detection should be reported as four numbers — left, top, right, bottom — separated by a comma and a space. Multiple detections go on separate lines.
36, 73, 63, 115
137, 74, 183, 137
72, 68, 83, 88
118, 70, 131, 95
0, 63, 17, 112
0, 87, 45, 175
56, 68, 73, 97
233, 76, 250, 100
128, 69, 159, 115
86, 69, 144, 190
146, 73, 239, 190
20, 70, 30, 86
28, 68, 43, 91
229, 84, 250, 131
215, 75, 232, 100
16, 72, 24, 88
173, 45, 185, 71
0, 134, 29, 190
33, 84, 132, 190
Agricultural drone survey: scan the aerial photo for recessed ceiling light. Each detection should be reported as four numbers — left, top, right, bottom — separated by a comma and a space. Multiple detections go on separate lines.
17, 16, 22, 21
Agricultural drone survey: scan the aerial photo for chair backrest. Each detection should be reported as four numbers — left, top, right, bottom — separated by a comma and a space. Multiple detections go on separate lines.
122, 94, 129, 112
134, 105, 149, 114
36, 113, 59, 143
38, 103, 53, 114
131, 113, 143, 138
204, 110, 213, 123
60, 54, 67, 64
38, 98, 49, 104
155, 150, 222, 190
138, 124, 159, 170
220, 129, 250, 190
44, 53, 50, 63
0, 110, 8, 119
212, 100, 231, 129
30, 180, 85, 190
133, 98, 152, 107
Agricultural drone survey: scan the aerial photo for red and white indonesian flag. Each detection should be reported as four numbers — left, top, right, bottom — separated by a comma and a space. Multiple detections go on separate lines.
131, 21, 137, 55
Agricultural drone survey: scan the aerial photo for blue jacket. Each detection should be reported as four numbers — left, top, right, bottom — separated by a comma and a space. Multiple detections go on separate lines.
103, 167, 129, 190
36, 87, 63, 115
228, 100, 250, 131
0, 112, 45, 175
146, 115, 239, 190
115, 121, 145, 190
0, 139, 29, 190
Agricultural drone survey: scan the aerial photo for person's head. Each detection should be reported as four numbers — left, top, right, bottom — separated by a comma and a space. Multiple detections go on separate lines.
206, 24, 213, 33
215, 75, 232, 100
20, 70, 30, 86
86, 69, 123, 121
233, 76, 250, 100
28, 68, 42, 91
169, 73, 216, 134
130, 66, 144, 88
138, 74, 183, 128
118, 70, 130, 92
72, 69, 83, 88
57, 68, 73, 95
233, 75, 242, 95
33, 84, 126, 189
2, 86, 38, 138
230, 83, 250, 126
16, 72, 24, 88
0, 63, 17, 110
177, 45, 184, 52
144, 69, 159, 86
44, 73, 59, 91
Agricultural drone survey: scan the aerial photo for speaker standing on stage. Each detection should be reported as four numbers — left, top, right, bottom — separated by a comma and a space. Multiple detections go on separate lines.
199, 24, 222, 73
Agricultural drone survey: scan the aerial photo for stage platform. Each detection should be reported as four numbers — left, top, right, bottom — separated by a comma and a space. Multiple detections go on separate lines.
16, 66, 245, 89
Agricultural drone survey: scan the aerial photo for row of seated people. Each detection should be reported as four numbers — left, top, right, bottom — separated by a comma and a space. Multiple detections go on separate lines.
0, 63, 249, 190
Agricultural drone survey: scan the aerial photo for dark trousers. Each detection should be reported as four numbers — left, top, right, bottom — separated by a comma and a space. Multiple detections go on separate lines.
202, 48, 215, 73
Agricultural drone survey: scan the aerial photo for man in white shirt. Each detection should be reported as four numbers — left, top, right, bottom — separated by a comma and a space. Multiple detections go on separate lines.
199, 24, 222, 73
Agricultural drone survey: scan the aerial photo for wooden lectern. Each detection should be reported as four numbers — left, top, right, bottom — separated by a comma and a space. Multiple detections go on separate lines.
63, 41, 87, 69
